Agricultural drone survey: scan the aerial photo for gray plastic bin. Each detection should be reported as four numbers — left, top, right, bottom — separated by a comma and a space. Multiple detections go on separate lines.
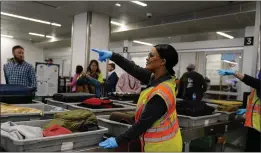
1, 104, 67, 122
178, 113, 221, 128
113, 100, 137, 106
216, 111, 237, 121
46, 98, 80, 109
67, 103, 136, 115
0, 119, 108, 152
97, 115, 131, 136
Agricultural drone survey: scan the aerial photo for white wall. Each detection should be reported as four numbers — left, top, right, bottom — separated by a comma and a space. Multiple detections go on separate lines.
1, 37, 44, 83
44, 47, 71, 77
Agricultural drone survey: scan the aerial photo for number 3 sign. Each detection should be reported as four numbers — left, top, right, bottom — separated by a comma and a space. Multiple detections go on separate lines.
244, 37, 254, 46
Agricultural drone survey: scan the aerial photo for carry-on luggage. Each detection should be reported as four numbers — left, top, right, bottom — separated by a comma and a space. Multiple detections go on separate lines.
0, 84, 35, 104
108, 92, 140, 103
52, 93, 96, 102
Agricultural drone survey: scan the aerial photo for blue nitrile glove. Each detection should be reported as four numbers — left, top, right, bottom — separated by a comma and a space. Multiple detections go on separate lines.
99, 137, 118, 149
217, 69, 236, 76
236, 109, 246, 115
91, 49, 112, 62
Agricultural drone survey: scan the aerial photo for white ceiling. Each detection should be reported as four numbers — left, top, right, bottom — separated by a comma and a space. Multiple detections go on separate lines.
0, 1, 256, 44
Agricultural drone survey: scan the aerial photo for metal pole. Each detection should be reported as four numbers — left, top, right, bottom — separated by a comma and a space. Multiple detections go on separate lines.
252, 1, 260, 76
85, 12, 92, 70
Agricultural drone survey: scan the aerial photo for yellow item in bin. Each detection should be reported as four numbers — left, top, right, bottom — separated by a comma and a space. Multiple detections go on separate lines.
217, 105, 239, 112
0, 103, 42, 114
208, 100, 242, 106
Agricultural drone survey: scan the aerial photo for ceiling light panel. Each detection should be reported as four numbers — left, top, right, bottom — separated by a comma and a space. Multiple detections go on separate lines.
29, 32, 45, 37
133, 40, 153, 46
216, 32, 234, 39
1, 34, 13, 38
1, 12, 61, 27
131, 1, 147, 7
111, 21, 125, 26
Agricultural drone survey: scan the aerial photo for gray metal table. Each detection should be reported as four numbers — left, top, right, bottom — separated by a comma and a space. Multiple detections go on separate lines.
71, 119, 244, 152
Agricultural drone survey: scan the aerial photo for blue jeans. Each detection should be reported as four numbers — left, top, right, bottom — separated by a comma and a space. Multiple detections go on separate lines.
87, 77, 101, 97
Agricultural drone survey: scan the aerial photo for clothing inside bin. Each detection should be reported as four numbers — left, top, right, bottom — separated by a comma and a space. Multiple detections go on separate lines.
1, 122, 43, 140
77, 98, 124, 109
109, 112, 135, 125
43, 109, 99, 132
0, 103, 42, 114
43, 124, 72, 137
176, 100, 215, 117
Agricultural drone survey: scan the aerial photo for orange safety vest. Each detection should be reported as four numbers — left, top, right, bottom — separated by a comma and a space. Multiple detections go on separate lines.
135, 78, 182, 152
244, 89, 261, 132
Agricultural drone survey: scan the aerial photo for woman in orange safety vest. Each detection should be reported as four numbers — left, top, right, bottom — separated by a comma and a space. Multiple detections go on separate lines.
92, 44, 183, 152
218, 69, 260, 152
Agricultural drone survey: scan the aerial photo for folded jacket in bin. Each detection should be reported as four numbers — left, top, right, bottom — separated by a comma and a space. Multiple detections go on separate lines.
43, 125, 72, 137
109, 112, 135, 125
1, 103, 42, 114
176, 100, 215, 117
43, 109, 98, 132
77, 98, 124, 109
1, 121, 43, 140
53, 93, 96, 102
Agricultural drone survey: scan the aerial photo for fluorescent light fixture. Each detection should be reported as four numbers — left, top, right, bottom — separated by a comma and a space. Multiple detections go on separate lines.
131, 1, 147, 7
28, 18, 50, 24
115, 3, 121, 7
111, 21, 125, 26
46, 35, 55, 39
1, 34, 13, 38
216, 32, 234, 39
223, 60, 238, 65
29, 32, 45, 37
133, 40, 153, 46
51, 23, 61, 27
1, 12, 61, 27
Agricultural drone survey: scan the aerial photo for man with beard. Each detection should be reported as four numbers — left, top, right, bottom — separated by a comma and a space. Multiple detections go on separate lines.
4, 45, 37, 89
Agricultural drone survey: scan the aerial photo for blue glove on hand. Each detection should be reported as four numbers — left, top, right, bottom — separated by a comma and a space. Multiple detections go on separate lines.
91, 49, 112, 62
217, 69, 235, 76
99, 137, 118, 149
236, 109, 246, 115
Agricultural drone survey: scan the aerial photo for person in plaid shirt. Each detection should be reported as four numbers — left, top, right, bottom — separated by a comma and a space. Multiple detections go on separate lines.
4, 45, 37, 89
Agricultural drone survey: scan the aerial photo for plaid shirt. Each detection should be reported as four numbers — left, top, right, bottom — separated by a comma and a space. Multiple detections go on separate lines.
4, 61, 37, 88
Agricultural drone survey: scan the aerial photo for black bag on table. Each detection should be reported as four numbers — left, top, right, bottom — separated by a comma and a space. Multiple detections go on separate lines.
176, 100, 215, 117
108, 92, 140, 104
0, 84, 35, 104
53, 93, 96, 103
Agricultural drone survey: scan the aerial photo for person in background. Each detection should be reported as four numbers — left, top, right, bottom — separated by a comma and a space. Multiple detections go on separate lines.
45, 58, 53, 65
104, 63, 118, 95
218, 69, 260, 152
116, 61, 141, 93
67, 65, 84, 92
86, 60, 104, 97
92, 44, 182, 152
4, 45, 37, 89
178, 64, 207, 100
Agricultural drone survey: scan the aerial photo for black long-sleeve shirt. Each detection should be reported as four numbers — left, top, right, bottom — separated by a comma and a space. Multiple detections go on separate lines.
242, 74, 261, 90
110, 53, 169, 144
242, 74, 261, 98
